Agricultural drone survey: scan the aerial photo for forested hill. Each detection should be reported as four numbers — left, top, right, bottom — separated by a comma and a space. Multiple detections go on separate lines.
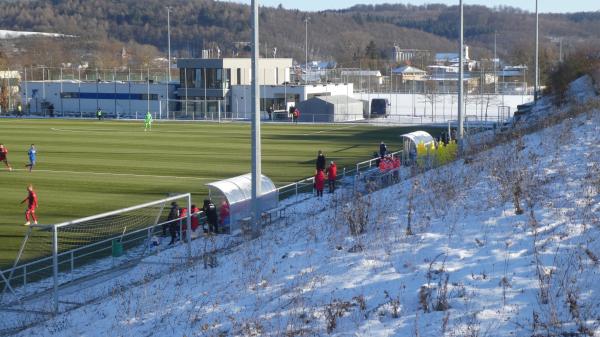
0, 0, 598, 69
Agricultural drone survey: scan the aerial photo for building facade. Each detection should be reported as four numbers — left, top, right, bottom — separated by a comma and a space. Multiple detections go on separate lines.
21, 80, 173, 118
177, 58, 293, 113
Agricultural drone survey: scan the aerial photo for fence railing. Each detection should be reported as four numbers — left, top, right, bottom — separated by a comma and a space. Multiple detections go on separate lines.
275, 150, 404, 203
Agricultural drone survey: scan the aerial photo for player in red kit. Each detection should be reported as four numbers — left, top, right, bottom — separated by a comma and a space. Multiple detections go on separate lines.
21, 185, 38, 226
0, 144, 12, 171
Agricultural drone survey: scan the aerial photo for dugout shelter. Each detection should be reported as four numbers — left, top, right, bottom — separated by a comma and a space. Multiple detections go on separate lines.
400, 131, 435, 163
206, 173, 279, 233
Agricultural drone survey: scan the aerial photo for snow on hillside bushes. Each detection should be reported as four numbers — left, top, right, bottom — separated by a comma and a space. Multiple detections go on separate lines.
547, 48, 600, 104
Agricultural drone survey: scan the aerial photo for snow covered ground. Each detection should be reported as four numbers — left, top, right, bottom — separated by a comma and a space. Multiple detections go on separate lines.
0, 30, 73, 40
8, 79, 600, 336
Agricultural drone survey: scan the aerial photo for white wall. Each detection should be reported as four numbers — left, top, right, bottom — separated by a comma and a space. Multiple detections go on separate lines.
355, 92, 533, 124
22, 81, 170, 117
230, 83, 355, 116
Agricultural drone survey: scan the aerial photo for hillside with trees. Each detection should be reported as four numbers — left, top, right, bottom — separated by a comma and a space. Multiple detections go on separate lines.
0, 0, 598, 83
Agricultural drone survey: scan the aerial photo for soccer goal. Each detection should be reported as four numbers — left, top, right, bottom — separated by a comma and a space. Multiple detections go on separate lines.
0, 193, 192, 314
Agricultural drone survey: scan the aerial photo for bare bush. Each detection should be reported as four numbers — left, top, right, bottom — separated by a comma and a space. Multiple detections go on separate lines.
341, 191, 371, 237
324, 299, 354, 333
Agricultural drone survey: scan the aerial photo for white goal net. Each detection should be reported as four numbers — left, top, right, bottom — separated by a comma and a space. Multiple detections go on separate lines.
0, 193, 192, 317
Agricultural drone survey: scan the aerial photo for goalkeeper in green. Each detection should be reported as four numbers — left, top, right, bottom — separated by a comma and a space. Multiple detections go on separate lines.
144, 112, 153, 131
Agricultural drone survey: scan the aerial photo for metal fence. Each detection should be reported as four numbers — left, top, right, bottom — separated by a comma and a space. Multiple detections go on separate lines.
275, 150, 404, 203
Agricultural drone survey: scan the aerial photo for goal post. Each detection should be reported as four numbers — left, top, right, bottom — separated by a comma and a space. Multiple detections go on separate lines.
1, 193, 192, 314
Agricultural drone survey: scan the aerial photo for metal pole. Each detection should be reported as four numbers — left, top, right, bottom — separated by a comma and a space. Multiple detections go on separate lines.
186, 195, 192, 259
147, 68, 150, 116
60, 68, 63, 116
52, 225, 59, 313
304, 17, 309, 85
166, 6, 171, 120
534, 0, 539, 101
78, 68, 81, 118
96, 72, 99, 112
458, 0, 464, 140
114, 69, 117, 117
185, 68, 188, 117
494, 32, 497, 94
42, 67, 46, 100
7, 67, 11, 113
24, 68, 28, 115
251, 0, 262, 238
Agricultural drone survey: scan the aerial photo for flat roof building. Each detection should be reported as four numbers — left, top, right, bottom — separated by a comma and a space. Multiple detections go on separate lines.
177, 58, 293, 113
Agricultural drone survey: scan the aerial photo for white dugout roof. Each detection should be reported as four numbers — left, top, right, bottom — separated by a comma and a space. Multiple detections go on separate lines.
206, 173, 279, 233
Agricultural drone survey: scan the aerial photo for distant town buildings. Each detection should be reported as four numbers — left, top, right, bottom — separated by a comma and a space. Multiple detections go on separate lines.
390, 46, 430, 64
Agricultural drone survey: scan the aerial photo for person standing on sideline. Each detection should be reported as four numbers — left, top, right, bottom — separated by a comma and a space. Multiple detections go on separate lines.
379, 141, 388, 159
179, 206, 188, 241
25, 144, 36, 172
190, 204, 201, 233
316, 150, 326, 172
16, 103, 22, 117
203, 199, 219, 234
327, 161, 337, 193
314, 170, 325, 198
164, 201, 179, 237
144, 112, 153, 131
0, 144, 12, 171
21, 185, 38, 226
96, 108, 103, 120
219, 201, 230, 232
168, 203, 181, 245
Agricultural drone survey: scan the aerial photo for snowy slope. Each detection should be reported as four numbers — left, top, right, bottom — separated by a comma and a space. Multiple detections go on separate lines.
12, 85, 600, 336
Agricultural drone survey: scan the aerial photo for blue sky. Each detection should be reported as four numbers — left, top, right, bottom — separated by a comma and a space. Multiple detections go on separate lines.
221, 1, 598, 13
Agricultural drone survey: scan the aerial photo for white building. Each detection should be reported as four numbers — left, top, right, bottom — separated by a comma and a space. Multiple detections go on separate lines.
230, 83, 354, 117
21, 80, 173, 118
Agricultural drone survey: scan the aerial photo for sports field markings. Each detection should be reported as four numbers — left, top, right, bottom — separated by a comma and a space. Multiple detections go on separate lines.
9, 168, 215, 181
50, 127, 239, 134
300, 124, 360, 136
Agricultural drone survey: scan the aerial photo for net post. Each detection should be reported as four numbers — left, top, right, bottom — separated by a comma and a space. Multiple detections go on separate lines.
52, 225, 59, 314
186, 194, 192, 259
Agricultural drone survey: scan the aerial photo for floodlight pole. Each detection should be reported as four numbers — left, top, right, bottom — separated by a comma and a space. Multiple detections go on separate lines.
52, 225, 59, 313
166, 6, 172, 119
251, 0, 262, 238
304, 17, 310, 84
458, 0, 464, 140
534, 0, 539, 101
186, 194, 192, 259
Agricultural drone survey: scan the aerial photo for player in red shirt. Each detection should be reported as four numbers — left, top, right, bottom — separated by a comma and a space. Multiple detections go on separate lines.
0, 144, 12, 171
327, 161, 337, 193
21, 185, 38, 226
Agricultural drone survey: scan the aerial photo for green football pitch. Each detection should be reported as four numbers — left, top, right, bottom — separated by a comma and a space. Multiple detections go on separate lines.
0, 119, 440, 267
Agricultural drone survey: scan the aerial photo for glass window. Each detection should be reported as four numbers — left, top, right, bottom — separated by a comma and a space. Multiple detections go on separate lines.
181, 68, 195, 88
194, 68, 203, 88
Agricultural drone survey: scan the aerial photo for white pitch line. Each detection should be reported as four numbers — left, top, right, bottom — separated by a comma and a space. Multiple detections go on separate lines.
301, 124, 359, 136
50, 127, 236, 135
9, 168, 215, 181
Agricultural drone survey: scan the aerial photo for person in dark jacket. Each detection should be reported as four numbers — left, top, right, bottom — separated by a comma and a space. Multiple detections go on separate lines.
203, 199, 219, 234
379, 141, 388, 159
164, 201, 178, 237
316, 150, 326, 172
167, 202, 180, 245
